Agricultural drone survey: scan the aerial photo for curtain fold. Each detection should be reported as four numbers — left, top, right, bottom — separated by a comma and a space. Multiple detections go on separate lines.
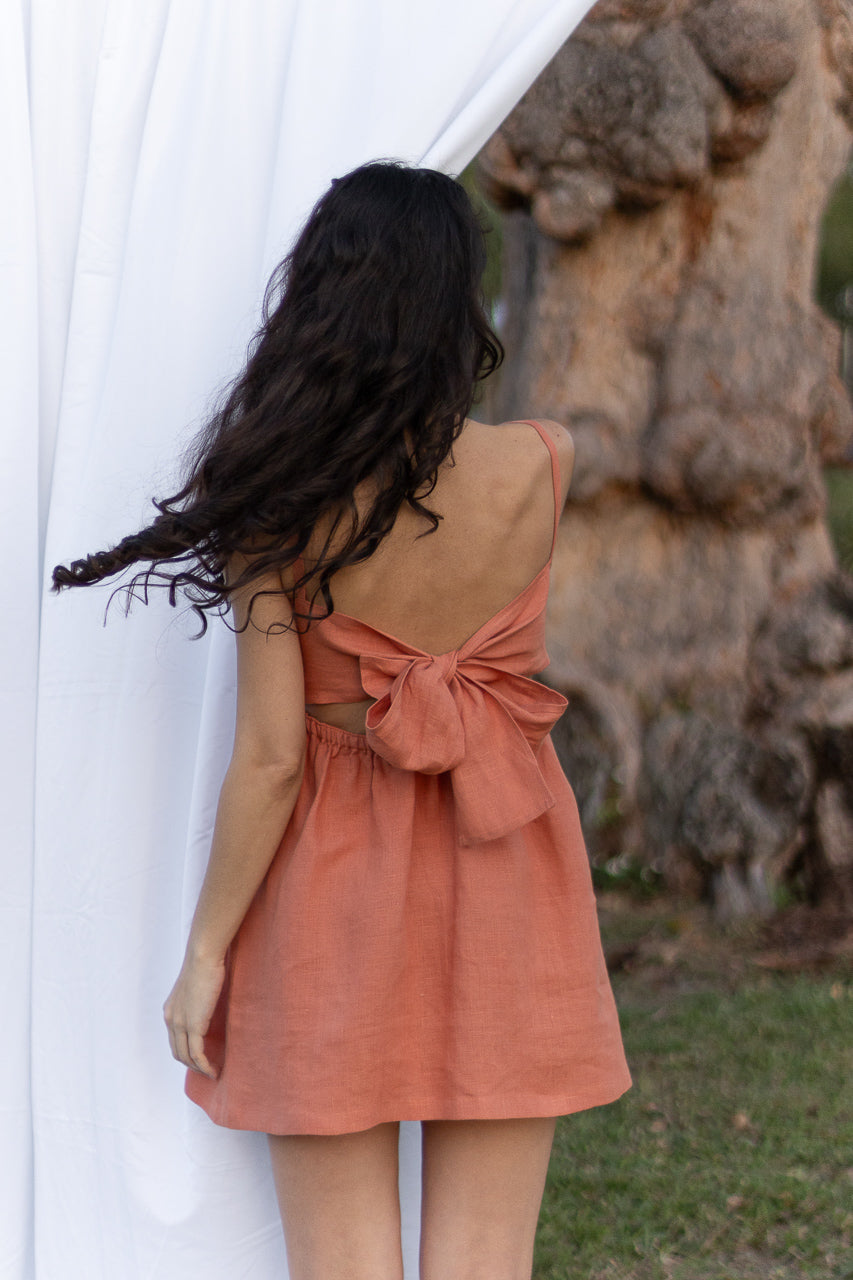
4, 2, 597, 1275
1, 4, 39, 1275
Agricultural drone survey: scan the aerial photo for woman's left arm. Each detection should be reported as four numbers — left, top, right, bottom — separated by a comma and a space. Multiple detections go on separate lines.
163, 560, 306, 1078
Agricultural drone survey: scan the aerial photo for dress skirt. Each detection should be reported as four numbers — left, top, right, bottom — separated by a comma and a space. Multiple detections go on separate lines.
185, 713, 631, 1135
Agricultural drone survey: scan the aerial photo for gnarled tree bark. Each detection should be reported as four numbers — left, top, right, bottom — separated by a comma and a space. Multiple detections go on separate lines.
479, 0, 853, 916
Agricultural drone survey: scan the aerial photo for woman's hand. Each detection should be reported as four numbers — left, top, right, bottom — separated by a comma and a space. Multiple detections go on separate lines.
163, 951, 226, 1078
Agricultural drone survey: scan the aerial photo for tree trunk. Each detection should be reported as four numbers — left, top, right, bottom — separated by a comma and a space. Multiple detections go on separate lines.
478, 0, 853, 917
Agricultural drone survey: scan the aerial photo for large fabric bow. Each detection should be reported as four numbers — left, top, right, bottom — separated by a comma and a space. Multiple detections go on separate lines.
360, 646, 568, 845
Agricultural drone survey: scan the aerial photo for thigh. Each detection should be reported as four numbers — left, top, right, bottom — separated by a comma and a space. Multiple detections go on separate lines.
419, 1116, 557, 1280
267, 1122, 404, 1280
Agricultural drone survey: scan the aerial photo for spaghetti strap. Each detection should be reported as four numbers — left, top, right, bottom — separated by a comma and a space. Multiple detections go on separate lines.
520, 419, 562, 555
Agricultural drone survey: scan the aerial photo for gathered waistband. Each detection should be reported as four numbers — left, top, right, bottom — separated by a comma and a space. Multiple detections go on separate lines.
305, 711, 372, 753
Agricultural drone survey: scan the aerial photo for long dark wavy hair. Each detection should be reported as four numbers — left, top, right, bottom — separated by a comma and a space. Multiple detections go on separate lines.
51, 161, 502, 634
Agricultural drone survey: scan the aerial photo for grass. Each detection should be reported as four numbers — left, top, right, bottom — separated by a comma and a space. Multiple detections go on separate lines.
817, 162, 853, 321
826, 467, 853, 576
533, 898, 853, 1279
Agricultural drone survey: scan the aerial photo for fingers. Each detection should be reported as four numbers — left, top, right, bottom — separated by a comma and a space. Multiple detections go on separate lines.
188, 1030, 216, 1079
162, 958, 225, 1079
162, 1002, 218, 1078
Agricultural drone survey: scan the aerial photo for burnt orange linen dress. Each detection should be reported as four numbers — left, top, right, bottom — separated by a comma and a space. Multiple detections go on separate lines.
186, 420, 631, 1135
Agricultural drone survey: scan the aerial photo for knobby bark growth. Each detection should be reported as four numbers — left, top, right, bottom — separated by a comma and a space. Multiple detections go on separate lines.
479, 0, 853, 916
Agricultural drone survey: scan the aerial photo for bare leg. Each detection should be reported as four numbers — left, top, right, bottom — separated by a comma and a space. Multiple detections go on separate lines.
419, 1117, 557, 1280
267, 1122, 404, 1280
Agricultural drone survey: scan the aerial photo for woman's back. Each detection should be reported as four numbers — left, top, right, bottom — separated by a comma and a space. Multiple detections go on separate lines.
301, 418, 573, 733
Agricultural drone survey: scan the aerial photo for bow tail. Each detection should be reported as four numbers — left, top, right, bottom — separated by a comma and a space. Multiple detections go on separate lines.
449, 712, 557, 845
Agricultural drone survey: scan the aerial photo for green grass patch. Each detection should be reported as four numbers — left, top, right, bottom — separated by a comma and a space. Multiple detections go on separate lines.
534, 908, 853, 1279
592, 854, 665, 900
817, 161, 853, 321
826, 467, 853, 576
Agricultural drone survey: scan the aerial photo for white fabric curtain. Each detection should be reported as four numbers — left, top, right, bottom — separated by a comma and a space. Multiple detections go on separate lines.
2, 2, 596, 1276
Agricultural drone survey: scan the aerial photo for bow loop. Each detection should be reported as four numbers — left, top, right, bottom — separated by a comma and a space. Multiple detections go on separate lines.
359, 646, 568, 844
362, 653, 466, 774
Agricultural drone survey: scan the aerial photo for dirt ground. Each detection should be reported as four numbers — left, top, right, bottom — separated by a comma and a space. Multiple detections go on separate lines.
598, 893, 853, 993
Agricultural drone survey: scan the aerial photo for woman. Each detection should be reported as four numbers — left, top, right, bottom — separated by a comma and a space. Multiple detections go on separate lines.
53, 161, 630, 1280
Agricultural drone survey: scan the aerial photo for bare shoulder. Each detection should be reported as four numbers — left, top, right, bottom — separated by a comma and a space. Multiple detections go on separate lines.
534, 418, 574, 466
497, 417, 574, 496
459, 417, 574, 496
